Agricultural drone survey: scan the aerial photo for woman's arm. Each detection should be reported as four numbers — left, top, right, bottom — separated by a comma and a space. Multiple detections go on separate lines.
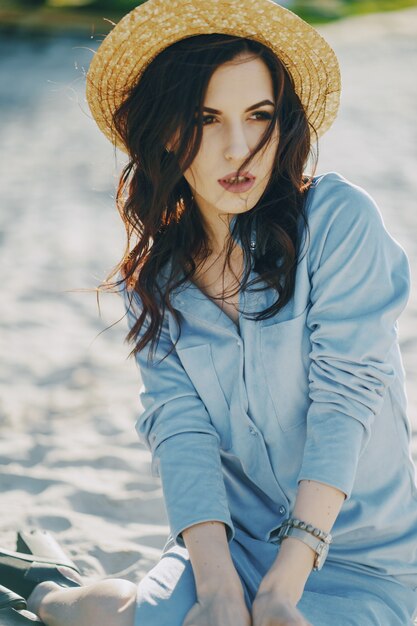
181, 521, 252, 626
260, 479, 346, 605
182, 521, 245, 597
119, 283, 235, 548
254, 177, 411, 620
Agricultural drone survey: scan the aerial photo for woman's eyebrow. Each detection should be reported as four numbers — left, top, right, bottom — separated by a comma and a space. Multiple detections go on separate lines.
202, 99, 275, 114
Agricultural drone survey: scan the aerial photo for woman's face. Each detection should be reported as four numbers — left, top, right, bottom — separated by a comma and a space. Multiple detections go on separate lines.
181, 53, 279, 230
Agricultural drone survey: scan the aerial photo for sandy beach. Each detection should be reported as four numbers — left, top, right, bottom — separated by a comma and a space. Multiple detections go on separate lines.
1, 5, 417, 594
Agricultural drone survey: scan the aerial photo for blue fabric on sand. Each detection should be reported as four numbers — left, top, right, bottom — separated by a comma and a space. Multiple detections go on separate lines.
120, 172, 417, 624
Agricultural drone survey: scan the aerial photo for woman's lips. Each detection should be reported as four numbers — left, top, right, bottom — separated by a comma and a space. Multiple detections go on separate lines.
218, 174, 256, 193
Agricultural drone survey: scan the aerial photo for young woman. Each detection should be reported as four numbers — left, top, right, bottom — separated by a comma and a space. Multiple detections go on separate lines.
2, 1, 417, 625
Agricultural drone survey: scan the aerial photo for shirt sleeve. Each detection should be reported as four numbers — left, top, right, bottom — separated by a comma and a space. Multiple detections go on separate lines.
119, 282, 235, 547
297, 175, 411, 499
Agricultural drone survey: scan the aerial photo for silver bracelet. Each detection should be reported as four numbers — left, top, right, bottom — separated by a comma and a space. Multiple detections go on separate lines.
277, 525, 331, 571
281, 518, 332, 544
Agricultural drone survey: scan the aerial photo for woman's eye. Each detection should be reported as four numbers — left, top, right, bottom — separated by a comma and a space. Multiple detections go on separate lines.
201, 115, 216, 125
251, 111, 273, 121
199, 111, 273, 126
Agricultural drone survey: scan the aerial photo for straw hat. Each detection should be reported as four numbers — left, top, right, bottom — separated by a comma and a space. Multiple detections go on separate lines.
86, 0, 341, 154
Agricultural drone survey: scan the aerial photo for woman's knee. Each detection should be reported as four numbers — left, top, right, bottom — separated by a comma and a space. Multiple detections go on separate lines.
36, 578, 137, 626
83, 578, 137, 626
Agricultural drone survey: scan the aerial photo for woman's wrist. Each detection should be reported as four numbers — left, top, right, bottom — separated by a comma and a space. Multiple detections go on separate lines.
264, 536, 316, 603
197, 572, 246, 599
182, 521, 244, 599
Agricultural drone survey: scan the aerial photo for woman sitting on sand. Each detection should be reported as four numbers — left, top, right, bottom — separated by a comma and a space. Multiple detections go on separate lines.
2, 0, 417, 625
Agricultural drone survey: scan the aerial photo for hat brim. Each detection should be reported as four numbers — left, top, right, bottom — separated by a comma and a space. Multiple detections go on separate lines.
86, 0, 341, 154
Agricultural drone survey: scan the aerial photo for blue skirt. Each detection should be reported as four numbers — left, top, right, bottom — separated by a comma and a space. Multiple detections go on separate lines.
134, 527, 417, 625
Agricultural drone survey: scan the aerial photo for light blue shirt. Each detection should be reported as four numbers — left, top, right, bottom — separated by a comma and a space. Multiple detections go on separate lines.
120, 172, 417, 591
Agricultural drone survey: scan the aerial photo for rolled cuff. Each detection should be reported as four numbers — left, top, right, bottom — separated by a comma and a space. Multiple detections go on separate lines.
297, 409, 366, 500
154, 432, 235, 548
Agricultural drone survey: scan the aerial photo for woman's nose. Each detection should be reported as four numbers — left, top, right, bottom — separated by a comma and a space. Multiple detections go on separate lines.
223, 124, 251, 161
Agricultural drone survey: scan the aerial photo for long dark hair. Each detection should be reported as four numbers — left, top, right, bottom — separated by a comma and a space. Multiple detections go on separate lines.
100, 34, 316, 360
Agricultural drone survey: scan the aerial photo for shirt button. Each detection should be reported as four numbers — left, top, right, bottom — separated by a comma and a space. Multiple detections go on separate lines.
248, 426, 258, 436
236, 340, 242, 347
279, 505, 287, 516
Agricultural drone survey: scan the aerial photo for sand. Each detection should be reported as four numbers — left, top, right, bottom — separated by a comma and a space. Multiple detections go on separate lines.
0, 5, 416, 595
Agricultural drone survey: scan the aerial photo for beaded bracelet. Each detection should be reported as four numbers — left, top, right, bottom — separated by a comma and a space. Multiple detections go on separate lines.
284, 518, 333, 544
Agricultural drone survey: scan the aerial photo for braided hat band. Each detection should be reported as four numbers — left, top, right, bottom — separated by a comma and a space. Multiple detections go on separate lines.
86, 0, 341, 154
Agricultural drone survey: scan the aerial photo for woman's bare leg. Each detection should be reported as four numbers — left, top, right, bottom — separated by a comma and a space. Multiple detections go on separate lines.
26, 566, 136, 626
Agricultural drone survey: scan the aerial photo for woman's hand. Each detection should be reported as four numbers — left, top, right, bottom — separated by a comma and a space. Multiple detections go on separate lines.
252, 587, 311, 626
182, 586, 252, 626
251, 569, 312, 626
